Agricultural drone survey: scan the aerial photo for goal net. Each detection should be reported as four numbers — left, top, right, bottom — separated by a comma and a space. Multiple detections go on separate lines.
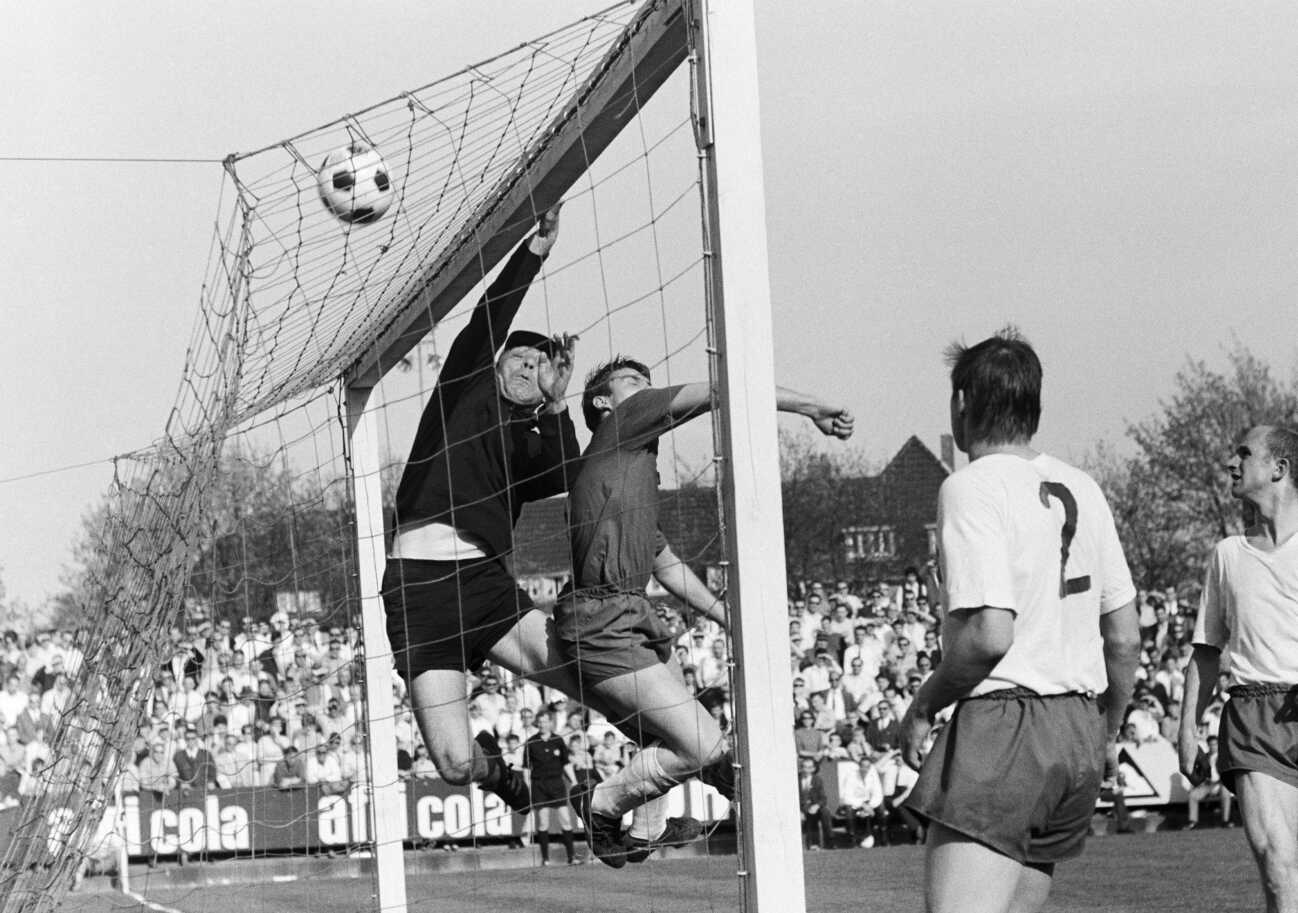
0, 2, 800, 911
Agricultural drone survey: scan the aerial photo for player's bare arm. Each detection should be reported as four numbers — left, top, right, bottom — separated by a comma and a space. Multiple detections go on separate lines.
652, 543, 727, 629
1098, 600, 1141, 774
776, 386, 855, 439
898, 606, 1014, 771
662, 383, 853, 440
1177, 644, 1221, 783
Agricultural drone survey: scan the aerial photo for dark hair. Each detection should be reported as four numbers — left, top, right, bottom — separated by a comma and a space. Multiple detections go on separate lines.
1264, 426, 1298, 489
945, 327, 1042, 445
581, 356, 651, 431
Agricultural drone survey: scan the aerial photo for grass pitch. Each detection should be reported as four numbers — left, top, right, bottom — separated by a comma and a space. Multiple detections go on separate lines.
64, 828, 1260, 912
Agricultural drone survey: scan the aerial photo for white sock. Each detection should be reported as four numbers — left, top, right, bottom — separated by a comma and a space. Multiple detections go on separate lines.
627, 795, 669, 842
591, 747, 678, 819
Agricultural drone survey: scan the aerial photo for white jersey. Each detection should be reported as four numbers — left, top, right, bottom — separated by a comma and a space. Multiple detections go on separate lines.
1194, 535, 1298, 687
938, 452, 1136, 697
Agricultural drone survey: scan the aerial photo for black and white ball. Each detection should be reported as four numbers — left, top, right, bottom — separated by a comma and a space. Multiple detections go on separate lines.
316, 142, 394, 225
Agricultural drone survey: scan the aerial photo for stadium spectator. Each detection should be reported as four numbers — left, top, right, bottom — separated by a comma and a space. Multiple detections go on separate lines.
794, 710, 825, 760
135, 741, 179, 799
1185, 735, 1233, 829
838, 756, 885, 847
409, 743, 439, 780
174, 728, 218, 793
593, 731, 622, 780
0, 676, 26, 727
305, 736, 348, 795
863, 700, 900, 755
798, 757, 833, 851
840, 657, 876, 706
272, 744, 307, 789
14, 691, 50, 746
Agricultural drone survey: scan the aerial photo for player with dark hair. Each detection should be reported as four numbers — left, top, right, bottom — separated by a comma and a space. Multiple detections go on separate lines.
1180, 424, 1298, 913
382, 209, 581, 811
564, 355, 854, 866
899, 328, 1141, 913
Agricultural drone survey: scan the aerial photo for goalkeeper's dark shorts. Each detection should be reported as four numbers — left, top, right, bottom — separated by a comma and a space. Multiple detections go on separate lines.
381, 556, 532, 679
1219, 683, 1298, 793
904, 688, 1105, 865
553, 589, 675, 688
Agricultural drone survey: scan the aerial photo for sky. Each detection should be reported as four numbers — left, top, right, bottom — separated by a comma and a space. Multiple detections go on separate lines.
2, 0, 1297, 611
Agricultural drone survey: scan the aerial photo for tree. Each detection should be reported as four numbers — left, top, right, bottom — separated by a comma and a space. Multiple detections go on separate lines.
1097, 343, 1298, 593
779, 428, 881, 584
57, 445, 359, 632
1086, 444, 1203, 594
186, 445, 357, 627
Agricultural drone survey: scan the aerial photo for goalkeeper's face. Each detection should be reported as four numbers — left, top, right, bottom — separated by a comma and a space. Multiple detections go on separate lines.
496, 345, 546, 406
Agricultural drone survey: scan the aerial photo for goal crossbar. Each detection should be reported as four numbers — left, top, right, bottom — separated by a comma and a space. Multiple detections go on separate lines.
347, 0, 687, 389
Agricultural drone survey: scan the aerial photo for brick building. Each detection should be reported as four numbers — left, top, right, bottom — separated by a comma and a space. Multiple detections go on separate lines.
510, 435, 953, 597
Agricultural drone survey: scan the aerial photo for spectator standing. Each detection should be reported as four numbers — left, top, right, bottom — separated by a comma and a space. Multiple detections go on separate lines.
798, 757, 833, 850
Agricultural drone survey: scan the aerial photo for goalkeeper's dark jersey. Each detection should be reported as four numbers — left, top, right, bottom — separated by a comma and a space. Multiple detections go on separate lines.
392, 240, 579, 558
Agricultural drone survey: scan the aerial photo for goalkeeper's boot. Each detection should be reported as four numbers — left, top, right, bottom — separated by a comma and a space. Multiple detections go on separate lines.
475, 730, 531, 814
569, 770, 627, 869
624, 815, 705, 864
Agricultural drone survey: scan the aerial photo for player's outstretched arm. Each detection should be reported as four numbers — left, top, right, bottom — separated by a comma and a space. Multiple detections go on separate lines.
1178, 645, 1221, 783
776, 386, 854, 440
898, 606, 1013, 770
652, 542, 727, 629
661, 384, 853, 440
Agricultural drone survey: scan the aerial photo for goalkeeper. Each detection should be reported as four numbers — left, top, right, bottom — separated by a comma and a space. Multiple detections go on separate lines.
563, 357, 854, 865
383, 208, 580, 812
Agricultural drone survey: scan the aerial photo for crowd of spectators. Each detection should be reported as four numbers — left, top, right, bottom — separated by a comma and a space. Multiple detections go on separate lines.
786, 574, 1237, 849
0, 569, 1238, 862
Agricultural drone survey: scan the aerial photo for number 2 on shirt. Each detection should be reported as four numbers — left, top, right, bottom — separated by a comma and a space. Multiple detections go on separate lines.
1039, 482, 1092, 598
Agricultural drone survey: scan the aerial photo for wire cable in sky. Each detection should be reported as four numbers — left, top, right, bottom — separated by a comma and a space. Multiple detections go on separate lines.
0, 155, 222, 164
0, 456, 122, 486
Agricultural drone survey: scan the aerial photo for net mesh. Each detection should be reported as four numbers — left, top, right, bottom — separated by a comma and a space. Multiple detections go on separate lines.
0, 2, 749, 911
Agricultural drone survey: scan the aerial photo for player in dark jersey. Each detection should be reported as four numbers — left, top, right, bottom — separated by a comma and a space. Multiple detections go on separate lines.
562, 356, 854, 866
382, 209, 583, 812
523, 711, 578, 865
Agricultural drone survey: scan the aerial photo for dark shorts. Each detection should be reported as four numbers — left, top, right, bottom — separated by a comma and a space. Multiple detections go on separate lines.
1218, 683, 1298, 793
381, 557, 534, 680
531, 775, 570, 808
553, 590, 675, 689
904, 689, 1105, 865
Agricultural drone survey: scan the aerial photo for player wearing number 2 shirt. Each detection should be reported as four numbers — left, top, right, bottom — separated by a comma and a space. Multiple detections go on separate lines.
899, 329, 1140, 913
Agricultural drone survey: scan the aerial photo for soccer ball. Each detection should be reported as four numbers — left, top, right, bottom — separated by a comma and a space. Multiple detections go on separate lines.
316, 142, 395, 225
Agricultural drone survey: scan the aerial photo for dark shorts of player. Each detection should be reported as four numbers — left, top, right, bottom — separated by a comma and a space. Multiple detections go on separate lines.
1218, 683, 1298, 794
904, 688, 1105, 866
552, 589, 674, 689
381, 557, 533, 680
531, 775, 570, 809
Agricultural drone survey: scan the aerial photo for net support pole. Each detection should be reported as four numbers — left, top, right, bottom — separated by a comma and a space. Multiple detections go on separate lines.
694, 1, 807, 911
345, 384, 408, 913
